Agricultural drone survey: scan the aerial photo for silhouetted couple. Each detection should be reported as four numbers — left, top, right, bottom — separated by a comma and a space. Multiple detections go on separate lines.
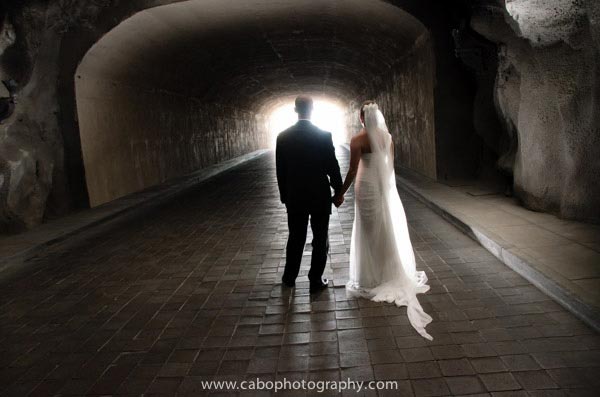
276, 95, 432, 339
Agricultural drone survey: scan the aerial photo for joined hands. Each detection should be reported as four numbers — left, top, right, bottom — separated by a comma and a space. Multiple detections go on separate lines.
333, 193, 344, 208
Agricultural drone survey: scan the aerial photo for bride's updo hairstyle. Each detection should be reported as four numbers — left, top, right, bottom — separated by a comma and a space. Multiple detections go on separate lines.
360, 100, 376, 123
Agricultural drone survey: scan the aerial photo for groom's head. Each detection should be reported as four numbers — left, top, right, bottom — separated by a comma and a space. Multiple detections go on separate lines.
295, 95, 313, 119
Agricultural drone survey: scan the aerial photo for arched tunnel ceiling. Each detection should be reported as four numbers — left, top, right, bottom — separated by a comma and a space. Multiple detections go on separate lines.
79, 0, 427, 112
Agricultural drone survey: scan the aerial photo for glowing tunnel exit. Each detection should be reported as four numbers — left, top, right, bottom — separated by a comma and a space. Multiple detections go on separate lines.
268, 100, 347, 147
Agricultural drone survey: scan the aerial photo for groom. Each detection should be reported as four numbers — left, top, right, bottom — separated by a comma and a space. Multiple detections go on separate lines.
276, 96, 343, 293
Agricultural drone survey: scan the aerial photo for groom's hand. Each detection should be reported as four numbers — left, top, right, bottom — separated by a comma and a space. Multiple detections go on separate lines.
333, 194, 344, 207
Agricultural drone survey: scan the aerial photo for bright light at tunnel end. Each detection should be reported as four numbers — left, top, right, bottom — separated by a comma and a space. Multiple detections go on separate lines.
268, 100, 347, 147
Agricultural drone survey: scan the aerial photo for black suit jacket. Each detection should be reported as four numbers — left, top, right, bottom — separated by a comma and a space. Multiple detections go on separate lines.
276, 120, 343, 214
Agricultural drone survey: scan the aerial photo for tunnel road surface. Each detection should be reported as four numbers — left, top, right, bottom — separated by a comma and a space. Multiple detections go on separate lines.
0, 149, 598, 396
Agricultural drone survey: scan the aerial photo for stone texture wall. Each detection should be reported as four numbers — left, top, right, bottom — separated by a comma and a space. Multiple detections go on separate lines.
472, 0, 600, 222
76, 77, 265, 206
0, 1, 71, 232
374, 33, 437, 179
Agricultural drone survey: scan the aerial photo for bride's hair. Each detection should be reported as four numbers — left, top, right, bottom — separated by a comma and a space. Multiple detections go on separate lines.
360, 100, 376, 121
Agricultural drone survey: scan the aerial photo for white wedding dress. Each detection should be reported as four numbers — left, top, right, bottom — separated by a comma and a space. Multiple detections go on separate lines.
346, 104, 433, 340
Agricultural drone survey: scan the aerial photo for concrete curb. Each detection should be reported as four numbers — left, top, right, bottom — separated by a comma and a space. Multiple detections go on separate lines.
0, 149, 269, 276
396, 173, 600, 333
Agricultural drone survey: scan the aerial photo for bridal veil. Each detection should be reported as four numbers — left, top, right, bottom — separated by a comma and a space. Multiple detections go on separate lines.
346, 103, 433, 340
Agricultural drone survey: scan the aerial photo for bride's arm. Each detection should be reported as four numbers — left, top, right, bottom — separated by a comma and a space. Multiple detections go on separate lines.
339, 137, 362, 196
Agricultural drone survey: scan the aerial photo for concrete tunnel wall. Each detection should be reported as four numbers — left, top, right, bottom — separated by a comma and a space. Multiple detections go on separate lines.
375, 34, 437, 180
76, 70, 266, 207
344, 33, 437, 180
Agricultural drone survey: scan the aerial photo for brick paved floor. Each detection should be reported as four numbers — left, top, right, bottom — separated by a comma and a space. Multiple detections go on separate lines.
0, 149, 599, 396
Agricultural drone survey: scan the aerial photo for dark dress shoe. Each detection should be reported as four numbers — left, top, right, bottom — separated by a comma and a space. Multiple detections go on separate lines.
282, 278, 295, 288
309, 278, 329, 293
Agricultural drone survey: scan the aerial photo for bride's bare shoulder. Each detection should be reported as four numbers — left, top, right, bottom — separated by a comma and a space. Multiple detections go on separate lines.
349, 132, 363, 148
351, 129, 368, 141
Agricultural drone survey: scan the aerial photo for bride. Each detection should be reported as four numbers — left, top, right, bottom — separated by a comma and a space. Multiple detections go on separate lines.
334, 101, 433, 340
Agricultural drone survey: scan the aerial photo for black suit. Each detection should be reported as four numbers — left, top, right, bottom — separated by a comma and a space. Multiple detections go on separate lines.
276, 120, 343, 285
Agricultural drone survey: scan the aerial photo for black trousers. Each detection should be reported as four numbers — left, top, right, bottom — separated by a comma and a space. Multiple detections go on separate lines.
282, 210, 330, 284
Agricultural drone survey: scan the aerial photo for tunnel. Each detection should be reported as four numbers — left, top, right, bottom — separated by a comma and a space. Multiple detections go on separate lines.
1, 1, 600, 395
0, 0, 593, 233
0, 0, 598, 228
74, 0, 434, 206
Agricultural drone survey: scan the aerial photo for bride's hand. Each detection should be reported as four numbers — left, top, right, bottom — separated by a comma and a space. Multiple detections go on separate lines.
333, 194, 344, 207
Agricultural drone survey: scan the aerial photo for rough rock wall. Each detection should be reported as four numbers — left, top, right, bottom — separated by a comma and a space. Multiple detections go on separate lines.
0, 1, 77, 232
472, 0, 600, 222
76, 77, 265, 206
374, 33, 437, 179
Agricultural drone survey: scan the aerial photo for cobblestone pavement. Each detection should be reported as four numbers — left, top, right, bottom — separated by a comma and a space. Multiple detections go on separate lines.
0, 149, 599, 396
